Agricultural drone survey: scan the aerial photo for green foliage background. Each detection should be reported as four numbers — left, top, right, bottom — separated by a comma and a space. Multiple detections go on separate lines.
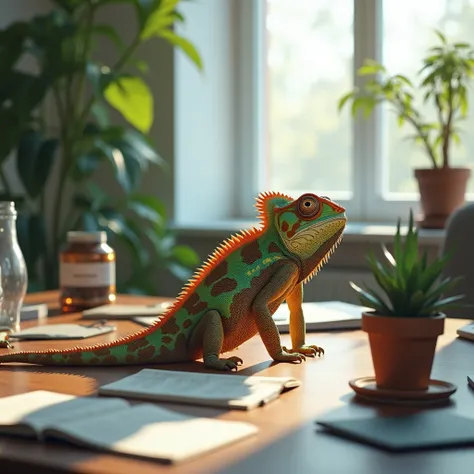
0, 0, 201, 293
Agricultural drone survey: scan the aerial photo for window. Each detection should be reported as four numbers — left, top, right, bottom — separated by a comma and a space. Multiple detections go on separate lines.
246, 0, 474, 221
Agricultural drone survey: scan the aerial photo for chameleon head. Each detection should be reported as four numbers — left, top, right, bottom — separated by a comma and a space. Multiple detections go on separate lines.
274, 193, 347, 260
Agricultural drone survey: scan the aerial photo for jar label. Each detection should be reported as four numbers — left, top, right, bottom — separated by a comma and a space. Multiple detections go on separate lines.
60, 262, 116, 288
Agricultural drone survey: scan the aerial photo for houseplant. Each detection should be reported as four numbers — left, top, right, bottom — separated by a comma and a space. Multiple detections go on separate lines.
339, 30, 474, 229
0, 0, 200, 293
350, 209, 465, 391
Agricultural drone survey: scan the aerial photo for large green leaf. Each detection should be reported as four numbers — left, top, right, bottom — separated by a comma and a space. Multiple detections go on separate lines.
16, 212, 47, 287
86, 62, 114, 97
16, 130, 58, 199
50, 0, 84, 13
16, 129, 42, 191
91, 24, 125, 52
104, 76, 153, 133
75, 125, 164, 192
95, 138, 130, 191
33, 138, 58, 197
91, 102, 110, 128
71, 151, 102, 182
159, 30, 202, 70
127, 193, 166, 228
172, 244, 199, 268
132, 0, 165, 28
0, 111, 20, 164
120, 129, 165, 167
0, 22, 29, 72
141, 0, 180, 39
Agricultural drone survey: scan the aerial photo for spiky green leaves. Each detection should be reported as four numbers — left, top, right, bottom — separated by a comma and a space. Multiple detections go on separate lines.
351, 209, 466, 317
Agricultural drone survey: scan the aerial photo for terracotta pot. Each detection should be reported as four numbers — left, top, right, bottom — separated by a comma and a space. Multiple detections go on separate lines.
362, 312, 445, 391
414, 167, 471, 229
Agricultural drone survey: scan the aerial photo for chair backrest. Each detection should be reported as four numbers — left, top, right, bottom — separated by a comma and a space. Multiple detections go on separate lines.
440, 203, 474, 319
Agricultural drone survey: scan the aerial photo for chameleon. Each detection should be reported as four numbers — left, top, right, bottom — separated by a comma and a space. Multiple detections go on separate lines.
0, 191, 346, 371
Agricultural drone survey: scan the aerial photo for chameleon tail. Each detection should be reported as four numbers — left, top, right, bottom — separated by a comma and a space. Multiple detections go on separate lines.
0, 312, 189, 366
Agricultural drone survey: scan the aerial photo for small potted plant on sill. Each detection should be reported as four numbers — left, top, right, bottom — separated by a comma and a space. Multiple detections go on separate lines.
338, 30, 474, 229
350, 210, 465, 392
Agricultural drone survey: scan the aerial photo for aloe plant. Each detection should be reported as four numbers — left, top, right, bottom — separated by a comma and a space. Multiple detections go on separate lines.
351, 210, 465, 317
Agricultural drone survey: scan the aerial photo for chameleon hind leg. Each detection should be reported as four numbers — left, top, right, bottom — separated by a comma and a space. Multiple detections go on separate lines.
187, 309, 243, 371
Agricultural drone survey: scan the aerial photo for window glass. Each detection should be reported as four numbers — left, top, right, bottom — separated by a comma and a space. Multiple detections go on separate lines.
265, 0, 354, 194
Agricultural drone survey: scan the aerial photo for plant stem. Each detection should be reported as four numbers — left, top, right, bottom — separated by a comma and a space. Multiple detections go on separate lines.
52, 83, 66, 125
76, 34, 142, 129
442, 83, 454, 168
0, 166, 12, 196
391, 91, 438, 168
400, 110, 439, 168
52, 140, 72, 250
74, 3, 96, 122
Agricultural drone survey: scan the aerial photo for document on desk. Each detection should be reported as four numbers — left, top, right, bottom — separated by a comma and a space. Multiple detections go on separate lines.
0, 390, 257, 464
99, 368, 300, 410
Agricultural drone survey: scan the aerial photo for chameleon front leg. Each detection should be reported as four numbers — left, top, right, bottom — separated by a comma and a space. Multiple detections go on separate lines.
187, 309, 243, 371
282, 282, 324, 357
252, 263, 306, 363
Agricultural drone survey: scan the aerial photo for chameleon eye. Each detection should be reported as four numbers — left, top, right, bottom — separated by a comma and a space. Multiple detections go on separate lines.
297, 195, 320, 218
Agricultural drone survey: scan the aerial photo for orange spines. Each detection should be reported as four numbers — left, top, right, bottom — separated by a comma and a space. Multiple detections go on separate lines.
255, 191, 294, 228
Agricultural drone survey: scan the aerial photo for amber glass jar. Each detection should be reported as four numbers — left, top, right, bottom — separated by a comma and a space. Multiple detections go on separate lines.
59, 231, 116, 313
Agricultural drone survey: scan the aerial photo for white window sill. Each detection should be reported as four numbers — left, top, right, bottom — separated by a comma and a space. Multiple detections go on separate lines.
172, 220, 445, 245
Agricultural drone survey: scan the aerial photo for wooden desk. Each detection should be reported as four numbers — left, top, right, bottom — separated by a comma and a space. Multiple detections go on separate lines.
1, 291, 474, 474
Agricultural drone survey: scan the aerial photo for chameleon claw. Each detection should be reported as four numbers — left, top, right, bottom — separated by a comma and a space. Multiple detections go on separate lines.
204, 355, 244, 371
283, 344, 324, 357
273, 350, 306, 363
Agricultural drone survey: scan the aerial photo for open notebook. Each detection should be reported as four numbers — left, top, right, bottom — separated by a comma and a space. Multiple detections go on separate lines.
0, 390, 257, 464
272, 301, 369, 332
133, 301, 368, 332
99, 368, 300, 410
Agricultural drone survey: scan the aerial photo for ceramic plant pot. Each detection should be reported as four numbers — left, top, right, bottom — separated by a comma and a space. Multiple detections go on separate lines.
362, 311, 445, 391
414, 167, 471, 229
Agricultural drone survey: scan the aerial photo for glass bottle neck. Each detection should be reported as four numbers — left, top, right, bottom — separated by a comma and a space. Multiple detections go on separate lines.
0, 202, 17, 216
0, 218, 17, 242
0, 202, 18, 243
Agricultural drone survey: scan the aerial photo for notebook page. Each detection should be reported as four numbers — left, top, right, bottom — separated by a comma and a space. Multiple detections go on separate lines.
0, 390, 131, 436
99, 369, 290, 409
0, 391, 74, 435
24, 396, 130, 435
46, 404, 258, 463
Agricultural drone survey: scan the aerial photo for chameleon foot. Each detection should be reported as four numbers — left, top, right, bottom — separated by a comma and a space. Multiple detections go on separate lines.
273, 350, 306, 363
283, 345, 324, 357
204, 355, 244, 371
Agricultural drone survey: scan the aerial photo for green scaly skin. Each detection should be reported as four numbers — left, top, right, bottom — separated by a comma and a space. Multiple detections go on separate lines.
0, 192, 346, 371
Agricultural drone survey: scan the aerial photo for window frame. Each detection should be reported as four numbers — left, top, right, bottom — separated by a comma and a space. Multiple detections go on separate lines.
236, 0, 444, 223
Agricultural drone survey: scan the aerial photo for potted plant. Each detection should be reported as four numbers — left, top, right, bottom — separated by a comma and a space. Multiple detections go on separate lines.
0, 0, 201, 292
350, 210, 465, 391
339, 30, 474, 229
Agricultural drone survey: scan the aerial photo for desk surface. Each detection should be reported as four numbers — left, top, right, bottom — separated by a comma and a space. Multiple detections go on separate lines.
1, 291, 474, 474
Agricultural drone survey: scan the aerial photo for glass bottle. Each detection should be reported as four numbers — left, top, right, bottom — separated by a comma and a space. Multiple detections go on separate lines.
59, 231, 116, 313
0, 202, 28, 334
